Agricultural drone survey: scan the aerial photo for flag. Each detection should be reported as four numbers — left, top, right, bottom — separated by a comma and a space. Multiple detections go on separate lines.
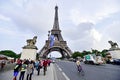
50, 35, 54, 47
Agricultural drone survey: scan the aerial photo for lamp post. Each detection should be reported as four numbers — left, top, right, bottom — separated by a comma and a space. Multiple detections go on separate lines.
48, 31, 50, 40
48, 31, 51, 48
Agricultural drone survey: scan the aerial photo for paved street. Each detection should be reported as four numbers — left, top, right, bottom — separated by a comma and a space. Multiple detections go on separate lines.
55, 60, 120, 80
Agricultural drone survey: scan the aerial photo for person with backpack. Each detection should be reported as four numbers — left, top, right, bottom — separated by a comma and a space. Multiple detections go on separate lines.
43, 59, 48, 75
19, 61, 27, 80
13, 63, 21, 80
35, 60, 42, 75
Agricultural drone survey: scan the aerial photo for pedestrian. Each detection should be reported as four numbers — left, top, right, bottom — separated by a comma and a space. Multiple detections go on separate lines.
43, 59, 48, 75
47, 59, 51, 66
35, 60, 39, 75
19, 61, 27, 80
17, 58, 21, 64
76, 59, 82, 72
13, 63, 21, 80
1, 60, 5, 69
31, 60, 35, 74
35, 60, 42, 75
26, 61, 34, 80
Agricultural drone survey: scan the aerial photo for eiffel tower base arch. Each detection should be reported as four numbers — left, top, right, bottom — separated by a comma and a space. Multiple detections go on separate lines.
39, 46, 72, 59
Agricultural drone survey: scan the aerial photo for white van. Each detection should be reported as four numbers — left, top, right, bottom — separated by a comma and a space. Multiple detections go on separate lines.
84, 54, 104, 65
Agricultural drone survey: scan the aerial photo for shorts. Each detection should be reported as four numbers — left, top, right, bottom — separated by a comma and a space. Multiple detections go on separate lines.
13, 71, 19, 77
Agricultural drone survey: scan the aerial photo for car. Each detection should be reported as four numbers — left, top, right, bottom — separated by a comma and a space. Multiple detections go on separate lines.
113, 59, 120, 65
52, 60, 55, 63
68, 58, 76, 62
50, 57, 56, 63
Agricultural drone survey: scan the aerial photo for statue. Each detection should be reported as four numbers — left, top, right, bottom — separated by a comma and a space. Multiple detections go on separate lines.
26, 36, 37, 46
23, 36, 38, 49
108, 40, 119, 50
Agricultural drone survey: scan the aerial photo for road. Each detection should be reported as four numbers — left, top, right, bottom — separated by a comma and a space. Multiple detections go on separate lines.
54, 60, 120, 80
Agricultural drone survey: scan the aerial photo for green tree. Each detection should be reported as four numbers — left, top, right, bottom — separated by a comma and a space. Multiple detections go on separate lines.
0, 50, 18, 58
101, 49, 108, 57
16, 53, 21, 58
82, 50, 91, 55
72, 51, 83, 58
91, 49, 100, 54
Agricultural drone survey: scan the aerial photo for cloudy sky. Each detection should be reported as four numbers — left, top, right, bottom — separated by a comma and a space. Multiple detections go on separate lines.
0, 0, 120, 56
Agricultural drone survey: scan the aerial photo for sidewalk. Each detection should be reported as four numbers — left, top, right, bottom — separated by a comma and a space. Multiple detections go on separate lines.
0, 63, 56, 80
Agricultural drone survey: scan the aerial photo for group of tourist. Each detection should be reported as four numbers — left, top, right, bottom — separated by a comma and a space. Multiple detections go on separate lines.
13, 58, 51, 80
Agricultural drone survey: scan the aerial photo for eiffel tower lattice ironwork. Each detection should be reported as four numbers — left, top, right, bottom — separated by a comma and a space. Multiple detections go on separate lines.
39, 6, 72, 58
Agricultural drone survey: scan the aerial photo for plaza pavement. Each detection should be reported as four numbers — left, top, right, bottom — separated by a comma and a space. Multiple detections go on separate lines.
0, 63, 57, 80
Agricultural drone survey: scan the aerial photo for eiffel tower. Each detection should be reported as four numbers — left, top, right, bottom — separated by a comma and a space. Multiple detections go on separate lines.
39, 6, 72, 58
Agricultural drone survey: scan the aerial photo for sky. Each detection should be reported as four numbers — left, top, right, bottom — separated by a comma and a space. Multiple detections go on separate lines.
0, 0, 120, 57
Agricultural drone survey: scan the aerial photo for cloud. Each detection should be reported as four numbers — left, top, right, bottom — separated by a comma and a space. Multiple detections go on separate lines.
69, 0, 119, 25
63, 22, 93, 40
104, 21, 120, 41
63, 22, 96, 51
90, 28, 102, 42
0, 0, 54, 35
0, 14, 11, 21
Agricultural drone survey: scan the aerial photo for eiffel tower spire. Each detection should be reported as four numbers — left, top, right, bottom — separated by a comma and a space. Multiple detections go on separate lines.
51, 5, 63, 41
53, 5, 59, 30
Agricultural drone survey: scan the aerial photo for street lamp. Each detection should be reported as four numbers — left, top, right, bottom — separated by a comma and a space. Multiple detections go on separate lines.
48, 30, 51, 40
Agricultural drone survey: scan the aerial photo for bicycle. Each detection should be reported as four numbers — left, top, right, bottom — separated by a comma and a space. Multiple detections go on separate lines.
77, 65, 85, 76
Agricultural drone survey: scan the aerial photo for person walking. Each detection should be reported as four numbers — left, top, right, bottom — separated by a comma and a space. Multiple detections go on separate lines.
19, 61, 27, 80
43, 60, 48, 75
47, 59, 51, 66
35, 60, 41, 75
13, 63, 21, 80
76, 59, 82, 72
26, 61, 34, 80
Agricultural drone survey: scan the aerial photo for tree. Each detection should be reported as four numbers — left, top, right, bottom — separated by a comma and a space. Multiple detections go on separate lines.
72, 51, 83, 58
16, 53, 21, 58
101, 49, 108, 57
0, 50, 18, 58
82, 50, 91, 55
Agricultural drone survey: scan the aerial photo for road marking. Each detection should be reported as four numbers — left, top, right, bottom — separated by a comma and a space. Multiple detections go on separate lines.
62, 72, 70, 80
56, 64, 62, 71
56, 64, 70, 80
58, 67, 62, 71
56, 64, 59, 68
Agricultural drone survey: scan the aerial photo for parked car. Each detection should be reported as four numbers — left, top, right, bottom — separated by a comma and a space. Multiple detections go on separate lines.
68, 58, 76, 62
113, 59, 120, 65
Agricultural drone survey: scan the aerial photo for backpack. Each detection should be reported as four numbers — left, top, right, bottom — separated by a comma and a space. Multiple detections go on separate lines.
20, 64, 27, 71
35, 62, 39, 67
14, 64, 21, 71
